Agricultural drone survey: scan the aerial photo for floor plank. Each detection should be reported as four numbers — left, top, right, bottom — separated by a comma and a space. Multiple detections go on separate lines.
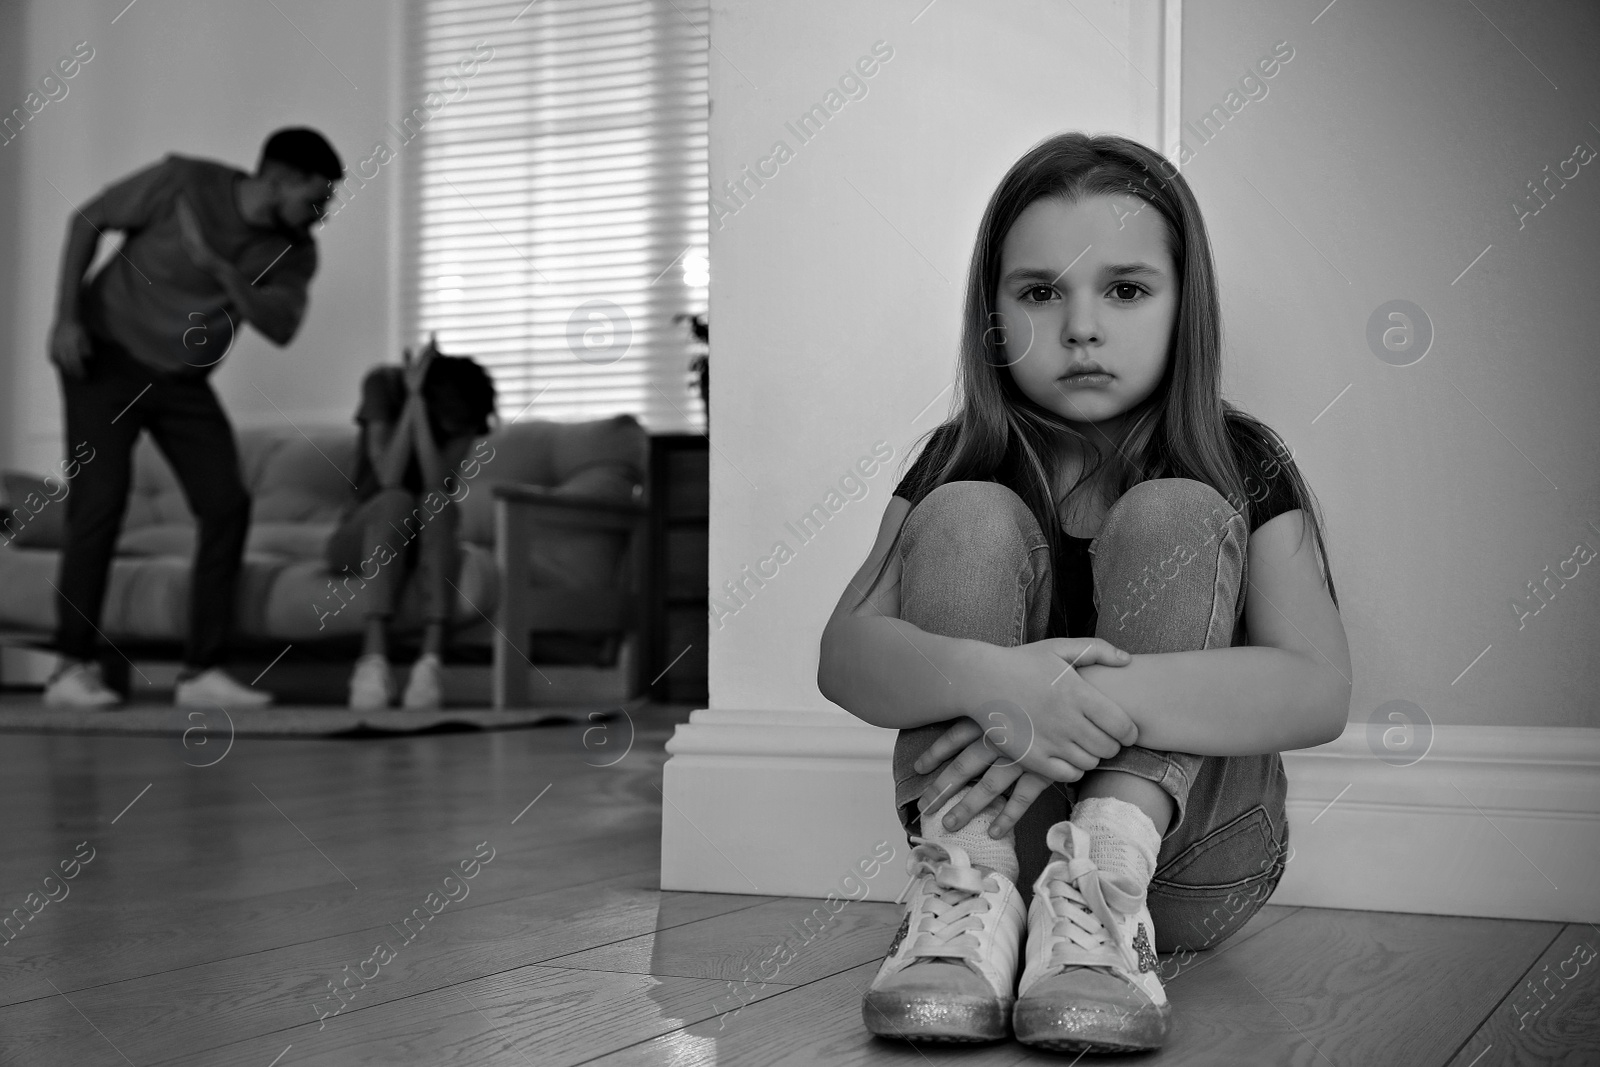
0, 871, 765, 1063
72, 965, 784, 1067
547, 895, 904, 986
1151, 908, 1560, 1066
584, 895, 1304, 1065
1445, 922, 1600, 1067
0, 727, 674, 1000
3, 699, 1594, 1065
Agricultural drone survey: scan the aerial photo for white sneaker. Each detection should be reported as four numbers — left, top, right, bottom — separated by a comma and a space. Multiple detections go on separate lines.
401, 653, 443, 709
861, 836, 1025, 1043
175, 667, 273, 709
44, 660, 122, 708
1014, 821, 1171, 1052
348, 653, 394, 710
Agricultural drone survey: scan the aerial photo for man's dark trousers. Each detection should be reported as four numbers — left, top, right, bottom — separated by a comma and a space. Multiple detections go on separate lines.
54, 335, 251, 669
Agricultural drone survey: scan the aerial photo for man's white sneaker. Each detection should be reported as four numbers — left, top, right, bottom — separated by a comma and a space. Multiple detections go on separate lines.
348, 654, 394, 710
43, 661, 122, 708
862, 836, 1025, 1043
174, 667, 273, 709
1014, 820, 1171, 1052
401, 653, 443, 709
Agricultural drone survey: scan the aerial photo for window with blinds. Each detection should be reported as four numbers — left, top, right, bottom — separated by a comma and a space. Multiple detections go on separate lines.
403, 0, 709, 432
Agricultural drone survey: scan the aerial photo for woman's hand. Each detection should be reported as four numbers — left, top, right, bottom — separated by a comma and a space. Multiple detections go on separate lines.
402, 334, 439, 397
912, 636, 1138, 835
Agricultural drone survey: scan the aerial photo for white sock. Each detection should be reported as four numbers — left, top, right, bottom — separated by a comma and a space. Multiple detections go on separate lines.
1069, 796, 1161, 888
920, 787, 1020, 884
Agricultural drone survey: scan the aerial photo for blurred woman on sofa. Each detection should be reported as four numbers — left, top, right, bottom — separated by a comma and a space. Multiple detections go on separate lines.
326, 336, 496, 709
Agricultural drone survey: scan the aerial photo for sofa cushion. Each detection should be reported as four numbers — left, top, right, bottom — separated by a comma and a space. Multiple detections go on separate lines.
1, 471, 69, 549
0, 545, 60, 631
121, 426, 361, 533
247, 429, 363, 523
0, 413, 646, 648
0, 542, 499, 641
454, 415, 647, 546
117, 522, 339, 560
118, 416, 645, 548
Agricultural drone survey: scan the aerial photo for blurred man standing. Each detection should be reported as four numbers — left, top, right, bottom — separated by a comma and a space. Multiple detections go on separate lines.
45, 128, 342, 708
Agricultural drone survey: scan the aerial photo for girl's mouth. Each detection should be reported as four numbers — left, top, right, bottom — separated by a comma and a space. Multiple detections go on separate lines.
1059, 372, 1113, 387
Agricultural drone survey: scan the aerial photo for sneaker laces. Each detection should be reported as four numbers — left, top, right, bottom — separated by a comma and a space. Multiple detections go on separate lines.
1037, 823, 1147, 974
892, 836, 1001, 966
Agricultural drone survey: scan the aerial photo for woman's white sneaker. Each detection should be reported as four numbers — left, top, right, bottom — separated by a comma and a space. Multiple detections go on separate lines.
348, 654, 394, 710
401, 653, 443, 709
43, 661, 122, 708
862, 836, 1025, 1043
1014, 820, 1171, 1053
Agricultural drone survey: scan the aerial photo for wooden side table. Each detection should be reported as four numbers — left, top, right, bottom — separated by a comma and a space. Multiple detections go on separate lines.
647, 434, 709, 702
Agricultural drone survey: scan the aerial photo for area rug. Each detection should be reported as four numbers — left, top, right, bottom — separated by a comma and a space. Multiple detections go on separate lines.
0, 699, 640, 740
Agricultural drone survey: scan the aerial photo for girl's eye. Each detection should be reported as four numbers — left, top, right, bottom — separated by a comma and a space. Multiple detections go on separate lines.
1109, 282, 1146, 302
1021, 285, 1056, 304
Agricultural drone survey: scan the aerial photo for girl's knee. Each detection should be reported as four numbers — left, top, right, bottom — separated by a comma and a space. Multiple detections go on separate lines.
902, 480, 1041, 557
1111, 477, 1235, 523
1099, 478, 1245, 554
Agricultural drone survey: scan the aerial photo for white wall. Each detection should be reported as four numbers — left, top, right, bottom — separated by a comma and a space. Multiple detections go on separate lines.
1183, 0, 1600, 731
706, 0, 1600, 735
1, 0, 407, 478
706, 0, 1164, 715
660, 0, 1170, 904
670, 1, 1599, 914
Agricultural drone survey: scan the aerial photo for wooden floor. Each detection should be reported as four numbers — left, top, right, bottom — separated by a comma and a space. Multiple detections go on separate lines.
0, 697, 1595, 1066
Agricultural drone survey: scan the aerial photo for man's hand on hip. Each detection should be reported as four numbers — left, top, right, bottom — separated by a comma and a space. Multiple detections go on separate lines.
49, 319, 93, 379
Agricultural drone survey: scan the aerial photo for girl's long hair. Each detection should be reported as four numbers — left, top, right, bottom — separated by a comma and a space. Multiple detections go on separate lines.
865, 131, 1337, 636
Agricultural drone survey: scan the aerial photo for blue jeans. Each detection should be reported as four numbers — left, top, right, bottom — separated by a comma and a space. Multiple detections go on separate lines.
890, 479, 1290, 953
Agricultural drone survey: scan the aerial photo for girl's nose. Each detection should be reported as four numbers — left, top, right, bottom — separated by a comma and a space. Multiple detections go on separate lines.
1060, 307, 1102, 347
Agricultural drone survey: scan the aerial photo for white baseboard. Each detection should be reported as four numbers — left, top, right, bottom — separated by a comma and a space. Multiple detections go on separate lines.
660, 709, 1600, 922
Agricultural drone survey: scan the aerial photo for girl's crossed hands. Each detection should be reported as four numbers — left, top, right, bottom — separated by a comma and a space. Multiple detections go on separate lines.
912, 637, 1138, 839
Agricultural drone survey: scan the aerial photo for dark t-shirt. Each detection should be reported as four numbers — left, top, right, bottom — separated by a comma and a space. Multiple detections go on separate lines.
891, 419, 1303, 637
83, 154, 318, 377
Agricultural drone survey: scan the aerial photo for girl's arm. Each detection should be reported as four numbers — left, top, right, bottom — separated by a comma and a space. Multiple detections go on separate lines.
817, 498, 1137, 779
1072, 509, 1352, 754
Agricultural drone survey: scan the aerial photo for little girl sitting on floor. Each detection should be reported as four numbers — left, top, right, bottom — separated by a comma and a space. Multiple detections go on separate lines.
818, 132, 1350, 1054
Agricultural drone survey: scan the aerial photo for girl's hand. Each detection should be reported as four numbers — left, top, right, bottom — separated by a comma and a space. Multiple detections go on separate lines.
911, 731, 1069, 839
912, 637, 1137, 831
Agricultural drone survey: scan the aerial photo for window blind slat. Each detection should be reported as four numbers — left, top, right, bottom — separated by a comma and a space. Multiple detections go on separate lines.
405, 0, 708, 432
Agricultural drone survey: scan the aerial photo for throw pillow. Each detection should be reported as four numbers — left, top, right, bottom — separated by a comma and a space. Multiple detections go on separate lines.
1, 471, 69, 549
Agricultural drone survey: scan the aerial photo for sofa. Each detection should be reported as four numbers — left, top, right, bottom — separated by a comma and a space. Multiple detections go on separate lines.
0, 414, 650, 707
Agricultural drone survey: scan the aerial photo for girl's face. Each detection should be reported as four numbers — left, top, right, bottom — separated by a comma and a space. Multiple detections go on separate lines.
994, 193, 1178, 444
